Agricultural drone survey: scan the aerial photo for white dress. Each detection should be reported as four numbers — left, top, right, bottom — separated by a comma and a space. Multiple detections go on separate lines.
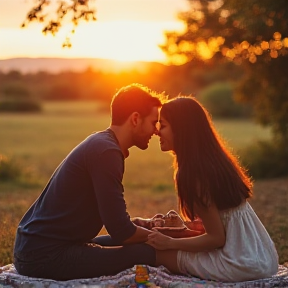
177, 201, 279, 282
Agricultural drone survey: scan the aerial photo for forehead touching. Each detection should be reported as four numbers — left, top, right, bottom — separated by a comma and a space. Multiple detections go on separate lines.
144, 106, 159, 123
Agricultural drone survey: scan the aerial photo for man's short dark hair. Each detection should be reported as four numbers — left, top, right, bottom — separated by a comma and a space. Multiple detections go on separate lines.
111, 83, 162, 125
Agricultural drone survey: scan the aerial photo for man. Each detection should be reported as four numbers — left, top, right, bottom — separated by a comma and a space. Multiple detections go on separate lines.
13, 84, 162, 280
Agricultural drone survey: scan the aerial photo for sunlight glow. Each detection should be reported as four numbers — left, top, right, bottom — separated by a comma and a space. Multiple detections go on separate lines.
65, 20, 185, 62
0, 20, 185, 63
0, 0, 189, 63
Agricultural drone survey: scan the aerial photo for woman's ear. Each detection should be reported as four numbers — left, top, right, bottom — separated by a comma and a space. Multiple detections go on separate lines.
130, 112, 141, 127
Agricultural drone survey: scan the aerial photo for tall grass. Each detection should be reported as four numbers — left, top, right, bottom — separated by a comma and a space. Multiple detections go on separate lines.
1, 101, 287, 266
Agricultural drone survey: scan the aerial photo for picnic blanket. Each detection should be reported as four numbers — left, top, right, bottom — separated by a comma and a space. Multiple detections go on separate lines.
1, 264, 288, 288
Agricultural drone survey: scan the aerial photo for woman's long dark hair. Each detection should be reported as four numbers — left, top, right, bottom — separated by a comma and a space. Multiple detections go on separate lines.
161, 96, 252, 221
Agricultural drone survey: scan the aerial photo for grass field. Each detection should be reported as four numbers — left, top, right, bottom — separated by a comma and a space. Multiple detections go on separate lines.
0, 101, 287, 266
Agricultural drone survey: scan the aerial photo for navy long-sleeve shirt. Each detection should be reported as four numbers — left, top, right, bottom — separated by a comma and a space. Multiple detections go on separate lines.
14, 129, 136, 254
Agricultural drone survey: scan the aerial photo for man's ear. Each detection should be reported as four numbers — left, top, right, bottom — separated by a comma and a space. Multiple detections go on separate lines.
130, 112, 141, 127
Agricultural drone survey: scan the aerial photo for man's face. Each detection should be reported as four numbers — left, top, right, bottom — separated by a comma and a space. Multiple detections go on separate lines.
133, 106, 159, 150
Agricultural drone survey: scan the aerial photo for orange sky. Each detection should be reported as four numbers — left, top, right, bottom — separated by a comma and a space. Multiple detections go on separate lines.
0, 0, 188, 62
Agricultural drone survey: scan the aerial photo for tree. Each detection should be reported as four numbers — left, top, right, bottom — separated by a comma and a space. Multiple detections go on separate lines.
161, 0, 288, 63
22, 0, 96, 47
161, 0, 288, 146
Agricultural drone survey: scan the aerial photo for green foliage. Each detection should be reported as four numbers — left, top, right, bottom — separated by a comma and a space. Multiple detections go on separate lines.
199, 82, 251, 118
0, 99, 42, 112
0, 155, 23, 182
1, 82, 30, 98
163, 0, 288, 63
235, 56, 288, 143
222, 0, 288, 49
240, 140, 288, 179
0, 154, 38, 186
0, 82, 42, 112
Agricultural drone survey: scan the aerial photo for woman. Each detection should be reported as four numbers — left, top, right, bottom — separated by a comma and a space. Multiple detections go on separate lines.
147, 96, 278, 282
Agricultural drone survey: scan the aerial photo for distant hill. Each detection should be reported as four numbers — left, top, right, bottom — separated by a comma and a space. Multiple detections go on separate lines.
0, 57, 166, 74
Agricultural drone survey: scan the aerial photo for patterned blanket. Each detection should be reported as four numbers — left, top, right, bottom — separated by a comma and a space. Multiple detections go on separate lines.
0, 264, 288, 288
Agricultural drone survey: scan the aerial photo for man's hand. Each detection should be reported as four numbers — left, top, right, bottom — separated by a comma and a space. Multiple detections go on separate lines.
132, 213, 166, 229
131, 217, 153, 229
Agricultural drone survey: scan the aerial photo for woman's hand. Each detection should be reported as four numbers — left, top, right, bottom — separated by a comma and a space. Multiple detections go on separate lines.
146, 230, 173, 250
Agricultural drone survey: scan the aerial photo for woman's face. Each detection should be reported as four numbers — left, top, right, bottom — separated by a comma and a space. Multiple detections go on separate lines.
158, 113, 174, 152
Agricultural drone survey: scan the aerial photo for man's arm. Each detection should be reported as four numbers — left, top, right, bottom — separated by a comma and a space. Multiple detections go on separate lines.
89, 148, 137, 243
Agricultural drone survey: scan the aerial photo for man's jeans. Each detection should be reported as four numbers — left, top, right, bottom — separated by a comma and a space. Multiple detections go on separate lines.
14, 239, 156, 281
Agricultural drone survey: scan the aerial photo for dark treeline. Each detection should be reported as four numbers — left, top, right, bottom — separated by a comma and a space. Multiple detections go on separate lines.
0, 60, 243, 105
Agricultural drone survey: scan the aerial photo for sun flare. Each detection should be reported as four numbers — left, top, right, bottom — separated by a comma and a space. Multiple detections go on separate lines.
65, 20, 184, 62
